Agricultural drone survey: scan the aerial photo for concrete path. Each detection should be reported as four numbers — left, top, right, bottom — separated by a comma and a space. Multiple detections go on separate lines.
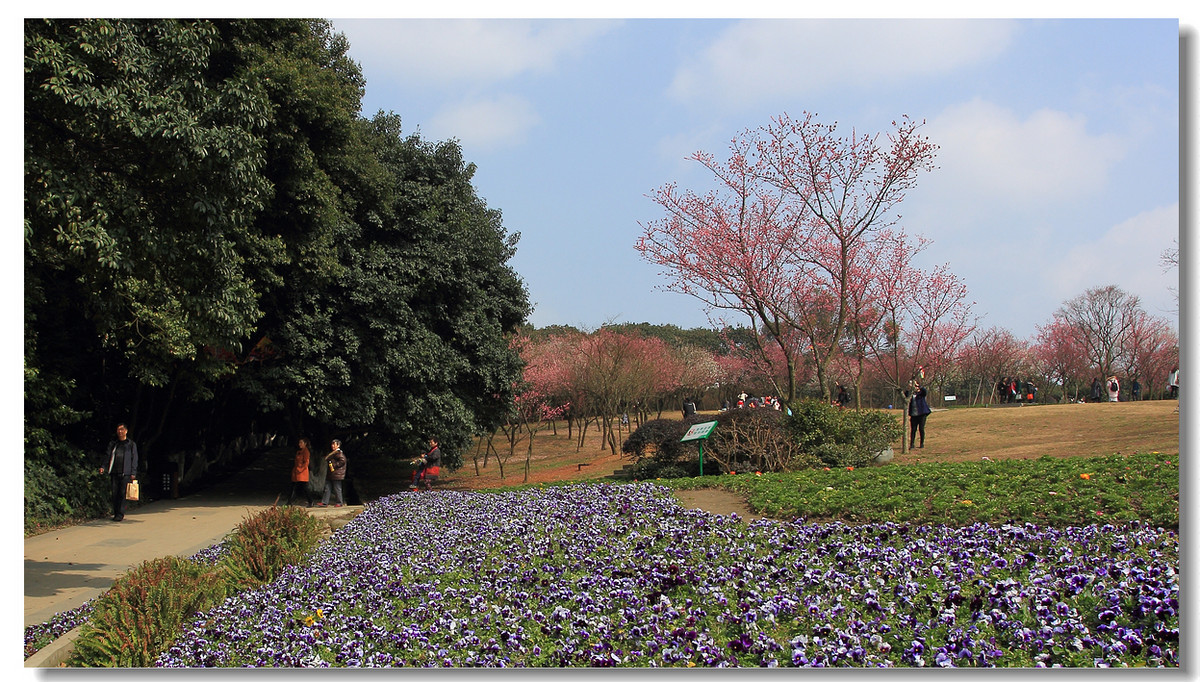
23, 446, 367, 666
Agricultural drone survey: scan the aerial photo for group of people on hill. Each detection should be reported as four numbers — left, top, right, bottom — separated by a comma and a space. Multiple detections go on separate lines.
996, 377, 1038, 404
1080, 366, 1179, 403
718, 391, 783, 411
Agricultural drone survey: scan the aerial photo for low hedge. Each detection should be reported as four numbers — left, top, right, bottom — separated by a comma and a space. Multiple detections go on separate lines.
64, 505, 323, 667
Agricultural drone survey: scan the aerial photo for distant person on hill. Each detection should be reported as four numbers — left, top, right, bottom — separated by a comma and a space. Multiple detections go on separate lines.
99, 422, 138, 522
906, 380, 932, 449
682, 398, 696, 418
287, 437, 313, 507
410, 438, 442, 491
1107, 376, 1120, 403
1131, 379, 1141, 401
1090, 377, 1103, 403
1169, 367, 1179, 399
837, 384, 850, 408
320, 439, 347, 507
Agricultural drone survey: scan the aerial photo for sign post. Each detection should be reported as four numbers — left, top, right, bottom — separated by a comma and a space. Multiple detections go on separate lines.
680, 420, 718, 476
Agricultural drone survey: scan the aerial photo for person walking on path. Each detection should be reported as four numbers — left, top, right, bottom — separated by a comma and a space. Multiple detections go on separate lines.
320, 439, 347, 507
410, 438, 442, 491
98, 423, 138, 522
287, 437, 314, 507
906, 380, 932, 449
1107, 376, 1120, 403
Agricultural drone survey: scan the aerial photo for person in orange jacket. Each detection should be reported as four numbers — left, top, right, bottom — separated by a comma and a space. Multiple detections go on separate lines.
287, 437, 313, 507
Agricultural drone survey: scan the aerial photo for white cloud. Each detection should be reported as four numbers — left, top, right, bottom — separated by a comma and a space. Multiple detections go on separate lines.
669, 19, 1016, 107
333, 18, 619, 87
426, 95, 540, 151
924, 98, 1126, 206
1048, 203, 1180, 318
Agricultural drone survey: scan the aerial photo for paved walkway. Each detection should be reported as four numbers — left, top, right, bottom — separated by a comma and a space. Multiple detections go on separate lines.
23, 447, 373, 667
24, 447, 357, 628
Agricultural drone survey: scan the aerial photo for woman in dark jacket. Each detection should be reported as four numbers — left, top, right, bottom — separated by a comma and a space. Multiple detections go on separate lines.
907, 381, 932, 449
410, 438, 441, 491
320, 439, 347, 507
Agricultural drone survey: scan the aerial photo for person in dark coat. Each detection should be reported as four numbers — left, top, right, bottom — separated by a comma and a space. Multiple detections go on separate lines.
682, 398, 697, 418
410, 438, 442, 491
320, 439, 347, 507
98, 423, 138, 521
906, 381, 932, 449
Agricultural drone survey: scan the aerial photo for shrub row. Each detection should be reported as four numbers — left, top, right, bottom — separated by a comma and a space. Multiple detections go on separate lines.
64, 505, 323, 667
622, 400, 902, 478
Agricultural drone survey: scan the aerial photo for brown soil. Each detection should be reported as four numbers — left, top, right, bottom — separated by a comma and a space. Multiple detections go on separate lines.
358, 401, 1179, 521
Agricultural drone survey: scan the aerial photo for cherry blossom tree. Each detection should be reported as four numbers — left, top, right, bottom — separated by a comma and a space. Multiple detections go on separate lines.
958, 327, 1032, 405
1032, 319, 1090, 403
1121, 310, 1178, 399
638, 112, 939, 401
1054, 285, 1141, 378
857, 232, 975, 452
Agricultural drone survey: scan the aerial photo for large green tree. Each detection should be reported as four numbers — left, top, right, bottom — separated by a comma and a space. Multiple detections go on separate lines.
25, 18, 528, 524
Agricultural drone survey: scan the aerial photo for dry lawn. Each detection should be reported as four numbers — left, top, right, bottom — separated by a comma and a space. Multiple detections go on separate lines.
435, 400, 1179, 491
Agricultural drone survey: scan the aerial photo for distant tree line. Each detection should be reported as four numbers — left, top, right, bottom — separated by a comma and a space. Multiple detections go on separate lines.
25, 19, 528, 524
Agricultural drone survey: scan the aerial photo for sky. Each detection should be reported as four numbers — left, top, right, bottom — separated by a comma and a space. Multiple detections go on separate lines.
327, 11, 1186, 341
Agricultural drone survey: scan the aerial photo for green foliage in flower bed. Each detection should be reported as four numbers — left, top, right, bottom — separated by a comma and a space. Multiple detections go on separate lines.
220, 504, 325, 589
60, 505, 322, 667
67, 556, 230, 667
662, 452, 1178, 529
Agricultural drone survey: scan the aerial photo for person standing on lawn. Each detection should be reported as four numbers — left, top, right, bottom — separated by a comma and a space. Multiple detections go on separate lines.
320, 439, 347, 507
287, 437, 313, 507
99, 423, 138, 522
906, 380, 932, 449
1107, 376, 1120, 402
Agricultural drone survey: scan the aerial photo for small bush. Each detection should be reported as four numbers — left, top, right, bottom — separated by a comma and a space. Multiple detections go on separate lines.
220, 505, 323, 588
787, 400, 901, 468
706, 409, 816, 473
68, 556, 228, 668
621, 419, 695, 464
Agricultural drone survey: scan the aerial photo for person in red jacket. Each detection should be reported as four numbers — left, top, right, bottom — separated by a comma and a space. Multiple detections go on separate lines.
410, 438, 442, 491
287, 437, 313, 507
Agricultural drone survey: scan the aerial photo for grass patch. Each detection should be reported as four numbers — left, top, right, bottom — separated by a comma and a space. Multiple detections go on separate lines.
660, 451, 1178, 529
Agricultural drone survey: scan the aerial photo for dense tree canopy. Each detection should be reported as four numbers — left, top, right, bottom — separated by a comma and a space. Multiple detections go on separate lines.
25, 18, 528, 523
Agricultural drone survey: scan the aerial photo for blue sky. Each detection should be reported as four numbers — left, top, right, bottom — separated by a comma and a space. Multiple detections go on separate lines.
329, 13, 1185, 341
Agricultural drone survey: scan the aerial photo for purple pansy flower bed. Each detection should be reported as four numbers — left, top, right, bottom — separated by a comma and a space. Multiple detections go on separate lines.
152, 483, 1177, 668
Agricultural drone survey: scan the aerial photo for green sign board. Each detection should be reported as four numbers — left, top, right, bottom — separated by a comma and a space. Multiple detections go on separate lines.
680, 420, 717, 442
680, 420, 718, 475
